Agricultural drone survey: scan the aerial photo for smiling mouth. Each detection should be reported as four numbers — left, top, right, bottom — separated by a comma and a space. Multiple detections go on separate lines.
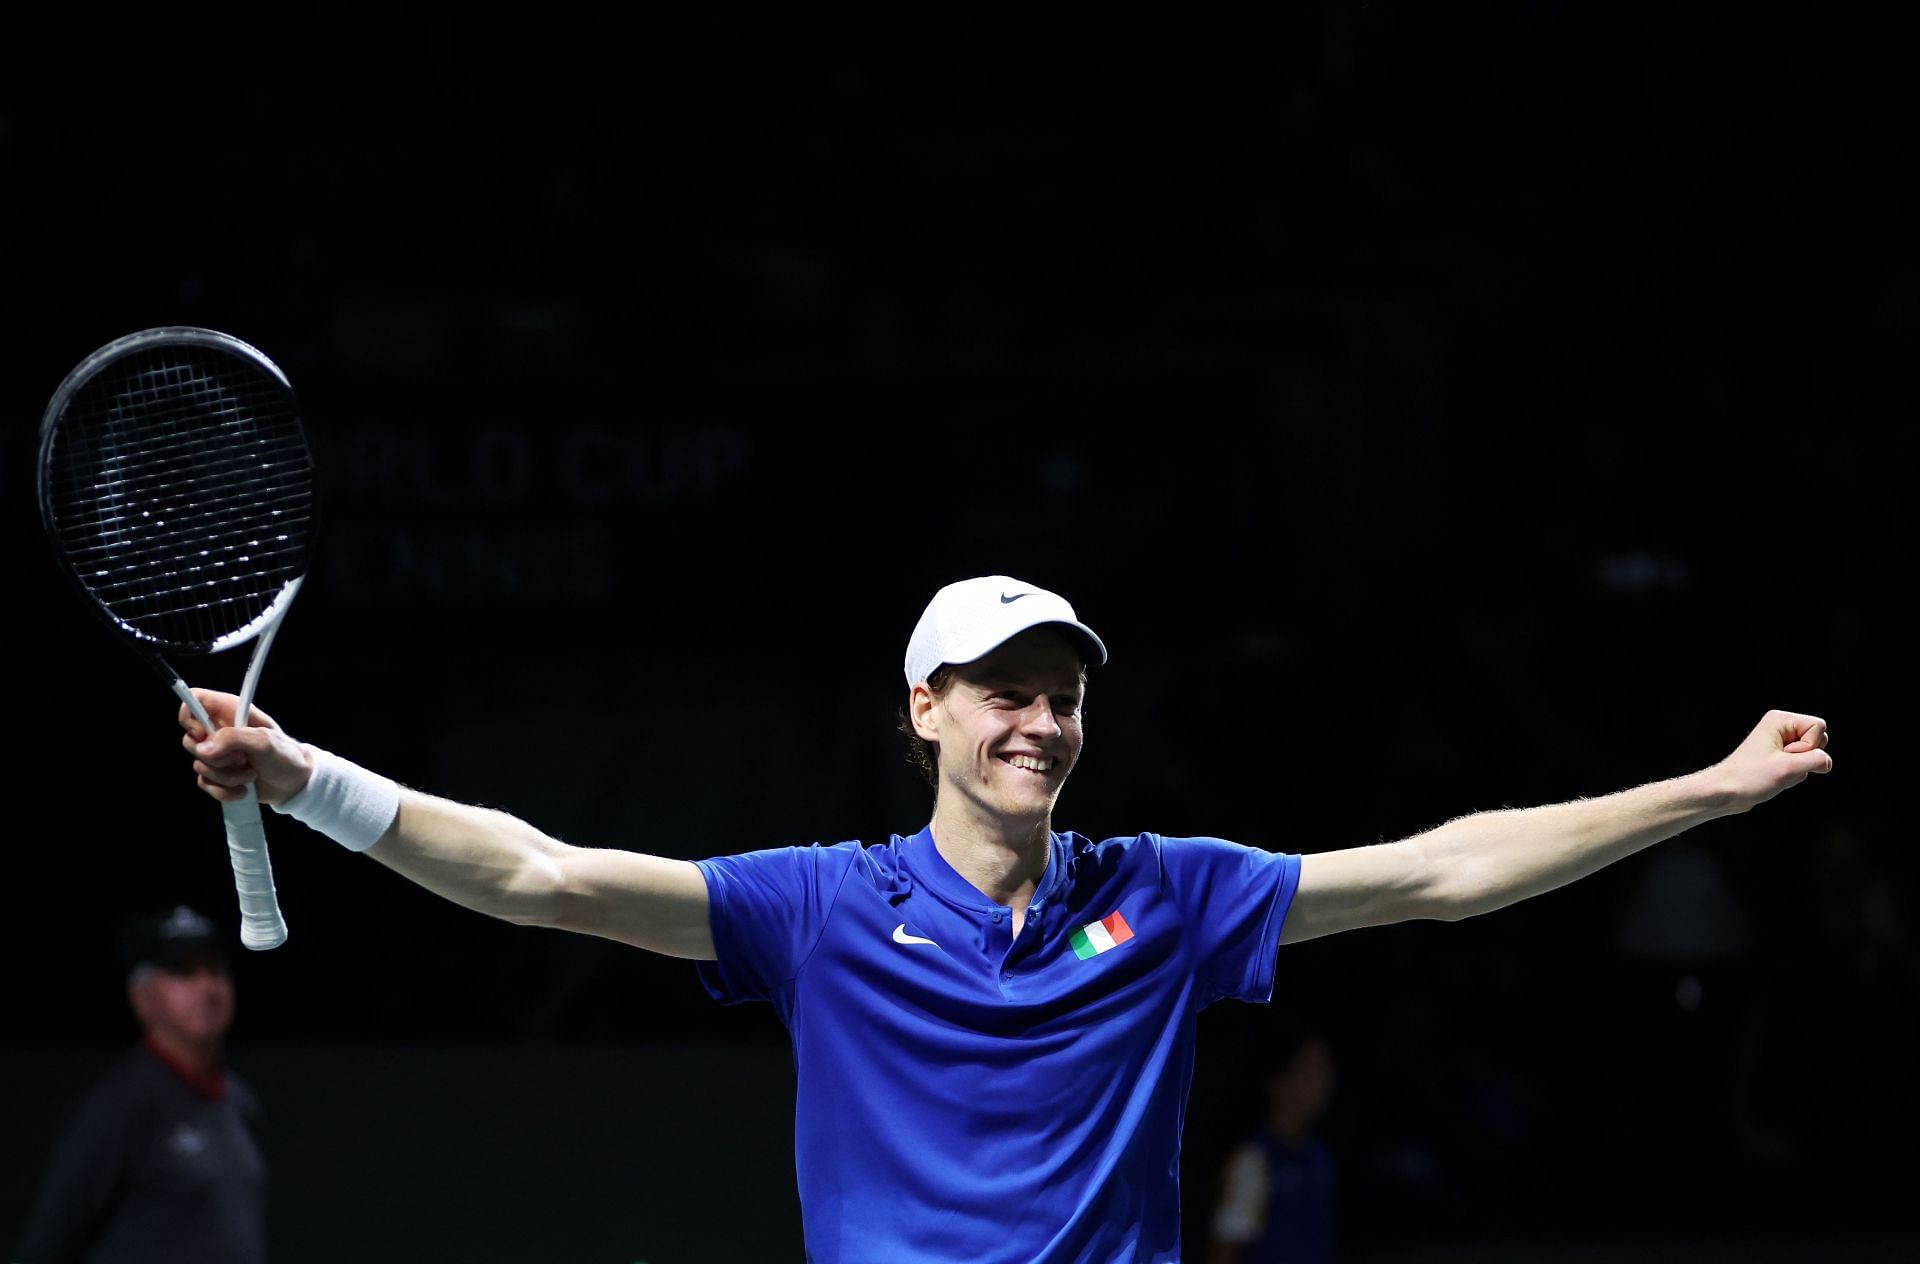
1000, 754, 1054, 773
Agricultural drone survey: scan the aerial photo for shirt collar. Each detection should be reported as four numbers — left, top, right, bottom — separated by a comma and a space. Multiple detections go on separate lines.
901, 824, 1068, 913
141, 1033, 228, 1102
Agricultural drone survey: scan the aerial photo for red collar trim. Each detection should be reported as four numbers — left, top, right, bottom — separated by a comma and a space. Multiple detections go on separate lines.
141, 1035, 227, 1102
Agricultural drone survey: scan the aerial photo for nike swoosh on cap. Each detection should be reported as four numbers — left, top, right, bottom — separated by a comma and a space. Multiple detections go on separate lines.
893, 924, 938, 946
1000, 592, 1033, 603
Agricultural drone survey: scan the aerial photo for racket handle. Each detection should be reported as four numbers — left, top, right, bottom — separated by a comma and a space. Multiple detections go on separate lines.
224, 788, 289, 950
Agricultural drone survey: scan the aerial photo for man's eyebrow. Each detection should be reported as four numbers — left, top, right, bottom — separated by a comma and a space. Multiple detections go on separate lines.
972, 673, 1086, 694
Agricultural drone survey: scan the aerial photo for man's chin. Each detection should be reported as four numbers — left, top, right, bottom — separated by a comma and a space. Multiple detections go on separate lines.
945, 772, 1064, 822
993, 788, 1061, 822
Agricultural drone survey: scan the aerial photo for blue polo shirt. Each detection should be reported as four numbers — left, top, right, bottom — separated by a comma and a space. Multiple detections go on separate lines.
695, 827, 1302, 1264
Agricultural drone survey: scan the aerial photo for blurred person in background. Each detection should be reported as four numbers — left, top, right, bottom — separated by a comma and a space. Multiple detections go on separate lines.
12, 906, 267, 1264
1599, 834, 1761, 1221
1745, 819, 1920, 1220
1209, 1025, 1338, 1264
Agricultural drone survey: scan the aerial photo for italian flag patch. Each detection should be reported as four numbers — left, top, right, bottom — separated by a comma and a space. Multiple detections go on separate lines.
1070, 911, 1135, 960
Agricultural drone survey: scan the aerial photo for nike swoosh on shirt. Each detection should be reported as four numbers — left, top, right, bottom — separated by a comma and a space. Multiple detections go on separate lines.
893, 924, 938, 946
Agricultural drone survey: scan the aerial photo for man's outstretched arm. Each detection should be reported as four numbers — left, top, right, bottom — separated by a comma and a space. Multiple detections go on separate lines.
1280, 710, 1832, 946
181, 689, 715, 960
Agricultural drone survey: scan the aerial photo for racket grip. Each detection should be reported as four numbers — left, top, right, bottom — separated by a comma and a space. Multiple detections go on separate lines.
224, 788, 289, 950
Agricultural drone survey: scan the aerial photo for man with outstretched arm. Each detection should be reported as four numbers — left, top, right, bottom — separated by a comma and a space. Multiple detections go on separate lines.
179, 575, 1833, 1264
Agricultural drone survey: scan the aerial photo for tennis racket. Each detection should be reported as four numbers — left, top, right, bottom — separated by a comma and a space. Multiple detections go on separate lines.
37, 326, 318, 951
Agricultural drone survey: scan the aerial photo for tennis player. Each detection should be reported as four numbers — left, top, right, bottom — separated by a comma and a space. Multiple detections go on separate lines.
179, 575, 1833, 1263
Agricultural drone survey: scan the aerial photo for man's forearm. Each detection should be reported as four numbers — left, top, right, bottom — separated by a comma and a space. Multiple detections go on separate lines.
1285, 711, 1823, 944
365, 790, 574, 926
1423, 770, 1740, 921
269, 743, 573, 924
277, 747, 714, 957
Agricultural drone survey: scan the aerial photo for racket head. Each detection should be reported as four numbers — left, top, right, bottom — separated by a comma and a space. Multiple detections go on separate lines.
37, 327, 318, 656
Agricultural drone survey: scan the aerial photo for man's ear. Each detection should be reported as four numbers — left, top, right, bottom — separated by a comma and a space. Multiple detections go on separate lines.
909, 681, 940, 743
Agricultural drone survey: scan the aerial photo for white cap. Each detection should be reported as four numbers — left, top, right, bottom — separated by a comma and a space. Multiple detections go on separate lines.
904, 575, 1108, 687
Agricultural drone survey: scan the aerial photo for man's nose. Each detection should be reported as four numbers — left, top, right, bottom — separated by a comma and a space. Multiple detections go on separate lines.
1018, 697, 1062, 737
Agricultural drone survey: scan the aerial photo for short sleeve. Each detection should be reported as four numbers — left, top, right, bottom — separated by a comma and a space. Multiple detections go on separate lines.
695, 842, 862, 1006
1156, 834, 1301, 1004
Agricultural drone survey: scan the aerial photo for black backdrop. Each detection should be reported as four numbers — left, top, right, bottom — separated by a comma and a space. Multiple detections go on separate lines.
4, 6, 1916, 1260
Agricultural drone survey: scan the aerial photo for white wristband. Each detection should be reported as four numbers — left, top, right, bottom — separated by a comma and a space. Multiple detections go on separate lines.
271, 745, 402, 853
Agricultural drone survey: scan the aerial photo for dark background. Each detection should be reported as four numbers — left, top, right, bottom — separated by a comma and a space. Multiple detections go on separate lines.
4, 6, 1916, 1261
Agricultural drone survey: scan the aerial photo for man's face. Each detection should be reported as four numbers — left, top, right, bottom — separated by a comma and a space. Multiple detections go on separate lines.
914, 627, 1086, 823
130, 953, 235, 1049
1270, 1037, 1335, 1122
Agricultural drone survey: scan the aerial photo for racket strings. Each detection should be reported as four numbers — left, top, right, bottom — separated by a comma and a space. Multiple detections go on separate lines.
44, 346, 314, 650
58, 489, 311, 564
56, 424, 308, 505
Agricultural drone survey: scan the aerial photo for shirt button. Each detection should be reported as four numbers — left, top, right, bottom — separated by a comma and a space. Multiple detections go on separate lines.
992, 910, 1005, 923
1001, 971, 1012, 980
